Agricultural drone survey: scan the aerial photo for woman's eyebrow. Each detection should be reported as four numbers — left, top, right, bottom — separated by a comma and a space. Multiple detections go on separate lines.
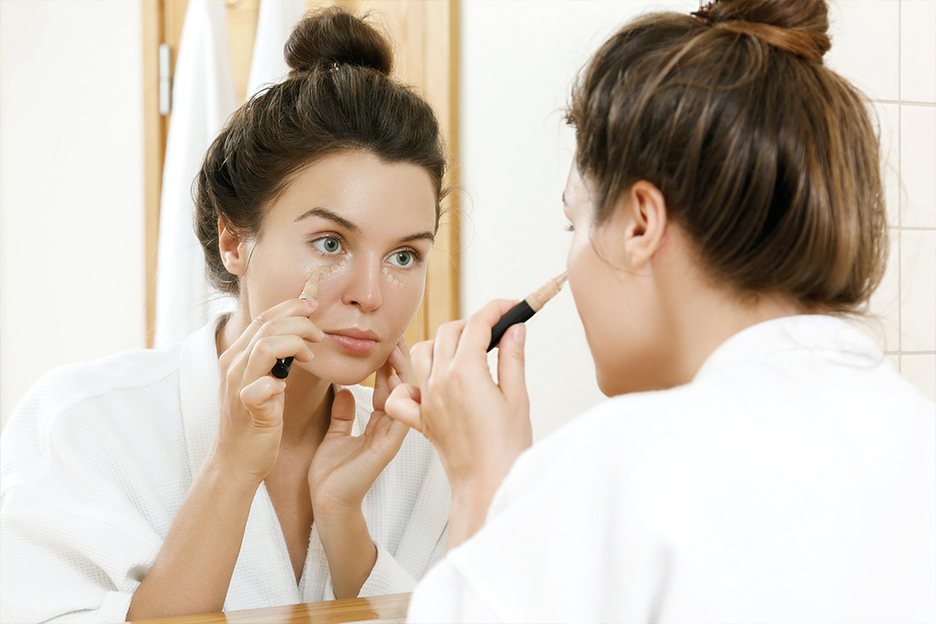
400, 231, 435, 244
294, 207, 359, 232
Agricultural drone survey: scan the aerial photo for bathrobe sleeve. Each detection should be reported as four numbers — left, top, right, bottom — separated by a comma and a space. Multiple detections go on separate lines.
1, 350, 188, 624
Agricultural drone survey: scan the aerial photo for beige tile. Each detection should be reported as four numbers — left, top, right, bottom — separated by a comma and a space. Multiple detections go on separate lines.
858, 228, 901, 351
901, 0, 936, 104
901, 105, 936, 228
827, 0, 900, 101
873, 102, 900, 226
900, 229, 936, 351
901, 354, 936, 402
886, 354, 901, 372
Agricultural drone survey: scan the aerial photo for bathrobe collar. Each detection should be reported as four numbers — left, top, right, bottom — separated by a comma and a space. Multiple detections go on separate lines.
694, 314, 883, 383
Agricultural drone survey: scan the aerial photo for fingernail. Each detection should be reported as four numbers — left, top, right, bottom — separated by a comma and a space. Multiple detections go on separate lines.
303, 299, 318, 310
276, 380, 287, 390
512, 324, 526, 345
306, 347, 315, 359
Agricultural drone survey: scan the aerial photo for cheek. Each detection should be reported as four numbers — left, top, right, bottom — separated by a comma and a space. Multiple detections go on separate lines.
383, 270, 426, 324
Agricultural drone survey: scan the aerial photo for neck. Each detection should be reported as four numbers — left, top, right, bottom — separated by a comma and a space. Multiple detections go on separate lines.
653, 231, 807, 388
218, 308, 335, 448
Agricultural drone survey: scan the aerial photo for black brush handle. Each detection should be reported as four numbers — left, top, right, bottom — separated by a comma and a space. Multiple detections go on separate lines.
487, 300, 535, 352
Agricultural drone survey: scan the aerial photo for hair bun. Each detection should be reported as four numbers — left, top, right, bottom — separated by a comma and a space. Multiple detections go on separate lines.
285, 7, 393, 76
708, 0, 832, 60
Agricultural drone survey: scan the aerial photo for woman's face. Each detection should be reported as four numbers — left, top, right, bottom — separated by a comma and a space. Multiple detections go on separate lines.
563, 164, 671, 396
239, 150, 436, 386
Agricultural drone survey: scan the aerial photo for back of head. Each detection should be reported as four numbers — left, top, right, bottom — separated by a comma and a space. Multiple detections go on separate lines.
568, 0, 886, 313
195, 6, 445, 296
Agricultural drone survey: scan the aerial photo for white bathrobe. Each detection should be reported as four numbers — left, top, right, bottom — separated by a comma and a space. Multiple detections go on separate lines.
407, 315, 936, 624
0, 317, 450, 624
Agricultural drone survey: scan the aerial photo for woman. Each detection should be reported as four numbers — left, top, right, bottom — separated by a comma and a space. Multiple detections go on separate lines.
386, 1, 936, 622
0, 8, 450, 623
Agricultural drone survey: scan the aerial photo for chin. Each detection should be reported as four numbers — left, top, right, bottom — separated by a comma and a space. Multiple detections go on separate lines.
303, 349, 390, 387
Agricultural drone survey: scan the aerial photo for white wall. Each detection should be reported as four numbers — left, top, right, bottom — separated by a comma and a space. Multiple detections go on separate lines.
459, 0, 696, 442
0, 0, 146, 431
459, 0, 936, 443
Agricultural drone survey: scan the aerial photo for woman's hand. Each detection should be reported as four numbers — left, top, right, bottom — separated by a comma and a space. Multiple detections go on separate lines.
308, 339, 414, 598
309, 339, 413, 517
384, 300, 532, 548
213, 299, 324, 485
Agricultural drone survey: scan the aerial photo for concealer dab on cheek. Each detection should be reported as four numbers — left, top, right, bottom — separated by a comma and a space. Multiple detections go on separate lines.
300, 260, 348, 300
382, 267, 406, 289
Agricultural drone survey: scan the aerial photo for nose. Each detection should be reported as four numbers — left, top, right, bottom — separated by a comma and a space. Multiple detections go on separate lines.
341, 256, 383, 312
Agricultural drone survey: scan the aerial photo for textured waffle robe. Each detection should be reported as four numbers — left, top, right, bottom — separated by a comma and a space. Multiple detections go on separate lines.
0, 316, 451, 624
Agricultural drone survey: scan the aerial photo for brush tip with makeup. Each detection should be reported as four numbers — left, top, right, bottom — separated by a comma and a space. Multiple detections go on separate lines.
487, 271, 568, 352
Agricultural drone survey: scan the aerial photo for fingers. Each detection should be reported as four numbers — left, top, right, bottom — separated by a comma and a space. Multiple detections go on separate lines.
387, 338, 416, 386
325, 388, 357, 439
409, 340, 435, 390
457, 299, 520, 357
225, 299, 321, 358
222, 299, 326, 385
372, 359, 393, 411
238, 377, 286, 428
385, 383, 423, 432
496, 324, 528, 406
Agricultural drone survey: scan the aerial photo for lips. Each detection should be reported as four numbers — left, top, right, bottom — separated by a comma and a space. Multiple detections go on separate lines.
323, 328, 380, 355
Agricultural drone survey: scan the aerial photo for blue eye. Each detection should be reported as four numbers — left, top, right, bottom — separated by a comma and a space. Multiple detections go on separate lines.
312, 236, 343, 255
388, 250, 416, 268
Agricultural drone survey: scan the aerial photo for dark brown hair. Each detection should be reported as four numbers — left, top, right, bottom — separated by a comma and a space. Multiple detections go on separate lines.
567, 0, 886, 312
195, 7, 446, 295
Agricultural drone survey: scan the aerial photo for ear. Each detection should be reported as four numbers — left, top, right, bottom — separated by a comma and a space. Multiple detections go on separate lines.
218, 218, 249, 276
619, 180, 668, 269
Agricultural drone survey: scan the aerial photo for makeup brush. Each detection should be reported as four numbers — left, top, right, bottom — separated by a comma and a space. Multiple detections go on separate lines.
487, 271, 568, 352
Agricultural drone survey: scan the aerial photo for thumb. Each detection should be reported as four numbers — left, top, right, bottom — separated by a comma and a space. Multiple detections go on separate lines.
384, 383, 423, 433
496, 323, 528, 404
325, 388, 356, 439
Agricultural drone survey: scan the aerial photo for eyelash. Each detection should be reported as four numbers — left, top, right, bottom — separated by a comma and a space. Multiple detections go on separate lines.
565, 223, 575, 233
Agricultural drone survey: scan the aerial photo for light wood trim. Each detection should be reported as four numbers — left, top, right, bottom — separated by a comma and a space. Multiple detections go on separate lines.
423, 0, 460, 337
130, 592, 409, 624
142, 0, 166, 348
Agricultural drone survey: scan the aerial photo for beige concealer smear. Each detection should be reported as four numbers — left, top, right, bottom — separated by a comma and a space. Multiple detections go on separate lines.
382, 267, 406, 289
300, 260, 348, 300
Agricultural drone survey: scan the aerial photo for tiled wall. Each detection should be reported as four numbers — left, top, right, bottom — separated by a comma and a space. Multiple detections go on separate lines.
827, 0, 936, 401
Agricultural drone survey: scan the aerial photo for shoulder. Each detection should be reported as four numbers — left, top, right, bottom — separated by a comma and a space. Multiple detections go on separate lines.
8, 344, 183, 428
1, 345, 185, 485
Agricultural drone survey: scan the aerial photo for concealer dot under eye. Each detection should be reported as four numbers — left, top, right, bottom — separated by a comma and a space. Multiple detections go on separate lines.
383, 267, 406, 289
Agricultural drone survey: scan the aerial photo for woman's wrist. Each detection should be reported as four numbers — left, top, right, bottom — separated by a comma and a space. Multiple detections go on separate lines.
204, 441, 271, 491
314, 507, 378, 598
445, 478, 501, 550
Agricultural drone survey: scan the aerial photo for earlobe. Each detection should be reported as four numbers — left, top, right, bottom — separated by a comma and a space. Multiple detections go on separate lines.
624, 181, 668, 269
217, 218, 248, 276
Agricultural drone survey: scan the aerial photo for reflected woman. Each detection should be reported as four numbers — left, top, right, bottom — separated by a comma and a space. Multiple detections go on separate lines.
0, 8, 450, 623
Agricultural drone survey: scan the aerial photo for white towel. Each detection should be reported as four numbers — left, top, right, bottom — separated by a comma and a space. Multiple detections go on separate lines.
155, 0, 238, 348
246, 0, 307, 100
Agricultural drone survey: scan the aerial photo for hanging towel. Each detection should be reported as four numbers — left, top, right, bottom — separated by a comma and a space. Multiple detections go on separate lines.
246, 0, 307, 99
155, 0, 238, 348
